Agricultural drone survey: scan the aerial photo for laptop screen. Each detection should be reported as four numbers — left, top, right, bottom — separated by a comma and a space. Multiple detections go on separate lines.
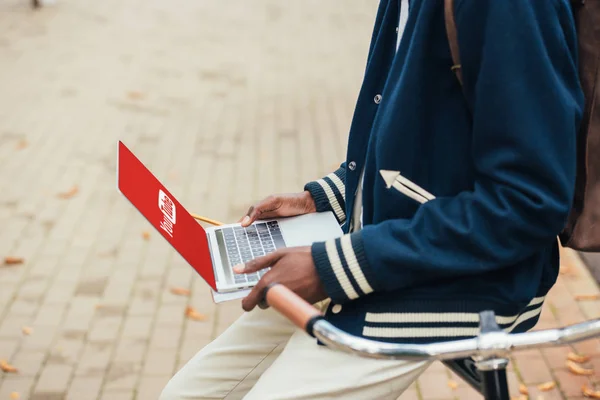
116, 141, 216, 290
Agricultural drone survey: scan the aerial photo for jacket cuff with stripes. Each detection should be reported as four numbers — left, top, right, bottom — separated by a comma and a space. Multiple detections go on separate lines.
311, 232, 381, 304
303, 163, 347, 224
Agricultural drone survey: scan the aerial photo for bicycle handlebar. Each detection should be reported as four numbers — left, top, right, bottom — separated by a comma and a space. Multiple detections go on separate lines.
264, 283, 600, 362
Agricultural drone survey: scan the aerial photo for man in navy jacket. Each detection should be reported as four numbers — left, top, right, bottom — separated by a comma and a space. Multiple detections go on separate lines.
161, 1, 583, 398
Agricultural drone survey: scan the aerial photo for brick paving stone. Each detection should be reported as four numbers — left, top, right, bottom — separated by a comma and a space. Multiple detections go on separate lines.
32, 364, 73, 396
30, 393, 67, 400
0, 315, 30, 338
591, 355, 600, 376
137, 375, 171, 399
7, 300, 38, 318
136, 375, 172, 400
10, 350, 46, 376
126, 296, 158, 319
121, 316, 153, 340
75, 342, 114, 377
452, 386, 481, 400
573, 339, 600, 358
160, 288, 190, 306
103, 360, 142, 391
66, 376, 103, 400
554, 369, 595, 398
0, 284, 16, 309
183, 317, 214, 343
418, 371, 454, 399
526, 385, 563, 400
155, 304, 186, 327
542, 345, 573, 369
20, 324, 58, 351
100, 390, 135, 400
426, 361, 450, 374
143, 348, 178, 376
44, 281, 77, 305
0, 376, 35, 400
0, 338, 19, 364
50, 333, 86, 366
18, 279, 49, 305
506, 370, 523, 398
88, 316, 124, 343
27, 257, 61, 281
578, 300, 600, 320
32, 301, 68, 327
102, 283, 133, 304
149, 326, 182, 350
114, 338, 147, 365
94, 303, 127, 320
513, 349, 555, 385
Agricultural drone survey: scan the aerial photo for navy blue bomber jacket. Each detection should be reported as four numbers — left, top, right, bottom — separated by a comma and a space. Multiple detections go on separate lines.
304, 0, 584, 343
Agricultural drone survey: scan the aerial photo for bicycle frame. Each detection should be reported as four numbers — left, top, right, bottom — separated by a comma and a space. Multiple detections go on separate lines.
263, 283, 600, 400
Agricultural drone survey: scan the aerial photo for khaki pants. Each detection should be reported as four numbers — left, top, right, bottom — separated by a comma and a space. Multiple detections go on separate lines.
160, 301, 430, 400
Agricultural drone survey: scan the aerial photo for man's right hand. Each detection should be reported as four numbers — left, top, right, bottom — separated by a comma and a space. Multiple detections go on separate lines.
239, 191, 317, 227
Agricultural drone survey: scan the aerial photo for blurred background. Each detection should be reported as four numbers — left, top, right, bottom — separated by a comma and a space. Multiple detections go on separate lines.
0, 1, 598, 399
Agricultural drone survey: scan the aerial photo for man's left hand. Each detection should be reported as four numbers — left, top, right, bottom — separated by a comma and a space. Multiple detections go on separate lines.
233, 246, 328, 312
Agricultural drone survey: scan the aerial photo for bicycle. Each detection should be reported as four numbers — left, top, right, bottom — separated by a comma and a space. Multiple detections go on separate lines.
262, 283, 600, 400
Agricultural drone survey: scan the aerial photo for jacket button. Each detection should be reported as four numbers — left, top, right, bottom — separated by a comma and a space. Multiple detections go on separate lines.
348, 161, 356, 171
374, 94, 382, 104
332, 304, 342, 314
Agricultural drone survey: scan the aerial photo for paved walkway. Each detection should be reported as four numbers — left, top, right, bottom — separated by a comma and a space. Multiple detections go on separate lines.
0, 1, 598, 399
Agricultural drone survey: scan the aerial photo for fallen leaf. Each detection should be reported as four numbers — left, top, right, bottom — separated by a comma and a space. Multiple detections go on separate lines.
170, 287, 191, 296
15, 139, 28, 150
185, 306, 207, 321
538, 381, 556, 391
575, 294, 600, 301
127, 91, 145, 100
519, 384, 529, 395
3, 257, 24, 266
567, 360, 594, 376
142, 231, 151, 240
568, 352, 591, 363
0, 359, 18, 373
21, 326, 32, 335
57, 185, 78, 199
10, 392, 19, 400
447, 380, 458, 390
583, 385, 600, 399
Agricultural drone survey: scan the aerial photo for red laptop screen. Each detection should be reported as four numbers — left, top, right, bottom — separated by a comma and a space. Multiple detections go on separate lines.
116, 141, 216, 290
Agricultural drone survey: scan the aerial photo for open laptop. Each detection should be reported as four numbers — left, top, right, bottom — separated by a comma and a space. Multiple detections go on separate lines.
116, 141, 343, 293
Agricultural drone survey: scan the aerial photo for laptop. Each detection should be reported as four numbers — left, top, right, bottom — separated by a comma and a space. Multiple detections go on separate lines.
116, 141, 343, 293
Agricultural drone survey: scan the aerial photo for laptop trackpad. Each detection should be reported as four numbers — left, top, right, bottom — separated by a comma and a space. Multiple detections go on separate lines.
278, 212, 343, 247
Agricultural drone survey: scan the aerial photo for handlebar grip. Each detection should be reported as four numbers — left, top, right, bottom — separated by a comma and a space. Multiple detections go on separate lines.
264, 283, 324, 335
